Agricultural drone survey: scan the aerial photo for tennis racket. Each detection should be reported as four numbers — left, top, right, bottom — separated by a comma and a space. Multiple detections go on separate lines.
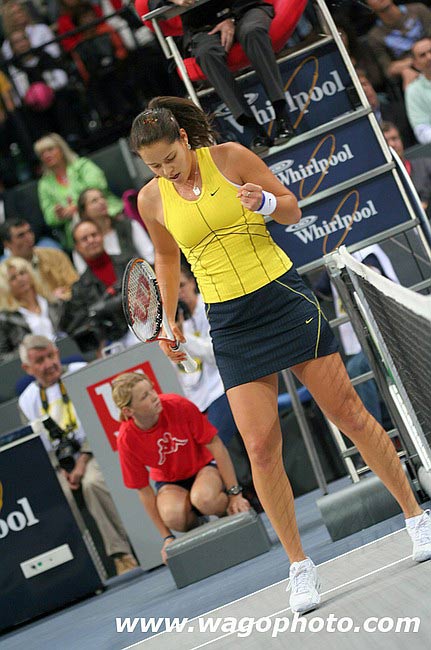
122, 258, 197, 373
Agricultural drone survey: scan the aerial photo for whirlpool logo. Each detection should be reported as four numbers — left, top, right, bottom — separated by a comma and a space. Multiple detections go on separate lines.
0, 480, 40, 539
270, 144, 354, 187
213, 59, 347, 132
284, 198, 378, 253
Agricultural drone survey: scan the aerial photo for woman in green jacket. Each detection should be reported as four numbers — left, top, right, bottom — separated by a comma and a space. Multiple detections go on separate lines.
35, 133, 123, 251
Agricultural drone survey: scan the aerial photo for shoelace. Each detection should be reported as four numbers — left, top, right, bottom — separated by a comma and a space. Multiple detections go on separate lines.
288, 564, 315, 594
414, 509, 431, 545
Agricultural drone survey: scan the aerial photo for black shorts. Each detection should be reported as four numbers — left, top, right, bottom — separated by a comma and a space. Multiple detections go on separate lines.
207, 266, 339, 390
154, 460, 218, 493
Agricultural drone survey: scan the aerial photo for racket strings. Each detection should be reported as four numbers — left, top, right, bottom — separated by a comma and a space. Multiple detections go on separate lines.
128, 268, 161, 340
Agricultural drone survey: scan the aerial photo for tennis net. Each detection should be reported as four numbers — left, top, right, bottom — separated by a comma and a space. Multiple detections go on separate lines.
326, 245, 431, 472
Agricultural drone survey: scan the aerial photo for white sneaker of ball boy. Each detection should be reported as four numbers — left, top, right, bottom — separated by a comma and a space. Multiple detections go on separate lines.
287, 510, 431, 614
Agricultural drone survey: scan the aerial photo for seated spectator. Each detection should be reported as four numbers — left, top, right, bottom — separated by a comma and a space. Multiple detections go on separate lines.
0, 67, 40, 184
405, 37, 431, 143
60, 219, 136, 354
356, 68, 416, 146
18, 334, 138, 576
146, 0, 295, 154
382, 120, 431, 214
34, 133, 123, 252
96, 0, 156, 52
1, 1, 61, 61
0, 256, 63, 362
111, 372, 250, 563
365, 0, 431, 89
328, 1, 377, 37
7, 29, 84, 144
74, 187, 154, 274
71, 3, 135, 125
58, 0, 176, 101
57, 0, 146, 53
335, 14, 385, 91
72, 2, 128, 74
57, 0, 105, 52
0, 218, 78, 299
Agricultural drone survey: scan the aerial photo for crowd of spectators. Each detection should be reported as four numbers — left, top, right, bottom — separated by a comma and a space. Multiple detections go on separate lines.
1, 0, 430, 574
329, 0, 431, 150
0, 1, 430, 190
0, 0, 180, 190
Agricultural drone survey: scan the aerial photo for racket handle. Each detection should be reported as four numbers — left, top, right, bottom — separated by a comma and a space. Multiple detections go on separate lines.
170, 342, 198, 373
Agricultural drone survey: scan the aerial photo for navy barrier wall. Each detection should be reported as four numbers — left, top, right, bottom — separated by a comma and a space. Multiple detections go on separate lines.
266, 115, 387, 200
202, 39, 356, 144
0, 430, 102, 631
268, 172, 414, 269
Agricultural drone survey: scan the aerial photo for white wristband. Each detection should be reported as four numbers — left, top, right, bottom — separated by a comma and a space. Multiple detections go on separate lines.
255, 190, 277, 216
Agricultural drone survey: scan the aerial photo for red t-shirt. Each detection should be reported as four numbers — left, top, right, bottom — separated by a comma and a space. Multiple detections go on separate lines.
117, 394, 217, 489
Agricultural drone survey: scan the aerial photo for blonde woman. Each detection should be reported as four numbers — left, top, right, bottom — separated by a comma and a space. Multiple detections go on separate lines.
0, 257, 63, 362
35, 133, 123, 251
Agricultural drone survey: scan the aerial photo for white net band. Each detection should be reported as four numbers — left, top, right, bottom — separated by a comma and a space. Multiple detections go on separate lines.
335, 246, 431, 321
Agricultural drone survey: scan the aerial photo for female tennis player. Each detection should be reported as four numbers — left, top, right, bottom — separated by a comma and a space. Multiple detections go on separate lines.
130, 96, 431, 613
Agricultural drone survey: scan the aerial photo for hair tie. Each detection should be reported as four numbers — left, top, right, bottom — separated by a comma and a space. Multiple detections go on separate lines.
142, 116, 158, 126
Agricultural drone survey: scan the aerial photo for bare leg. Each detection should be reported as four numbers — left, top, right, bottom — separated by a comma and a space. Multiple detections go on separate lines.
291, 353, 422, 519
190, 466, 228, 516
227, 373, 306, 563
157, 485, 198, 532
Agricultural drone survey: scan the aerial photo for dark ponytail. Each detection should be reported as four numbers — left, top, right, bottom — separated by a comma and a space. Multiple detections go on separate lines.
129, 96, 217, 153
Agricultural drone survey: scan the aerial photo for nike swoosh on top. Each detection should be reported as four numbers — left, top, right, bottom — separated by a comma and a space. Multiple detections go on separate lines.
305, 317, 313, 324
210, 188, 220, 196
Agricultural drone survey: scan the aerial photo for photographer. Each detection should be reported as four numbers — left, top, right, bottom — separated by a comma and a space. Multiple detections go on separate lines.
60, 220, 138, 354
18, 334, 138, 576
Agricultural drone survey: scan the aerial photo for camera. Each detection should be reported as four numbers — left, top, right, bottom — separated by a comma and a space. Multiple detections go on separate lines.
43, 416, 81, 473
71, 285, 128, 353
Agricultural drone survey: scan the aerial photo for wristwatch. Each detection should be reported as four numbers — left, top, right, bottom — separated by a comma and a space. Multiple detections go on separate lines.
226, 484, 243, 496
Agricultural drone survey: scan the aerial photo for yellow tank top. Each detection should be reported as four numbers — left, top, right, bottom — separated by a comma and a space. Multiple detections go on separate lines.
159, 147, 292, 303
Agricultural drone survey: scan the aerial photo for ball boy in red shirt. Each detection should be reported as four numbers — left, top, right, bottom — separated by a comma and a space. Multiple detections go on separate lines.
112, 372, 250, 562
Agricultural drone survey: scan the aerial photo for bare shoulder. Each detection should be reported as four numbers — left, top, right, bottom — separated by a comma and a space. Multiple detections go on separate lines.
210, 141, 253, 166
136, 178, 177, 251
137, 178, 162, 222
210, 142, 286, 191
138, 178, 160, 206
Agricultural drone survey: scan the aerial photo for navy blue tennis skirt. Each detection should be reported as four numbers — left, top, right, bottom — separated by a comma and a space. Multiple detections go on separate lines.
207, 267, 338, 390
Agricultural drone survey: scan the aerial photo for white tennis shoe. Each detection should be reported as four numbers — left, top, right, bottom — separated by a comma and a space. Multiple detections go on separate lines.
287, 557, 321, 614
406, 509, 431, 562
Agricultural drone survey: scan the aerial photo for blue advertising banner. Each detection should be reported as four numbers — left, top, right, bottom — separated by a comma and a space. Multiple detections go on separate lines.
268, 172, 414, 270
266, 116, 387, 201
0, 431, 102, 631
201, 40, 356, 145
